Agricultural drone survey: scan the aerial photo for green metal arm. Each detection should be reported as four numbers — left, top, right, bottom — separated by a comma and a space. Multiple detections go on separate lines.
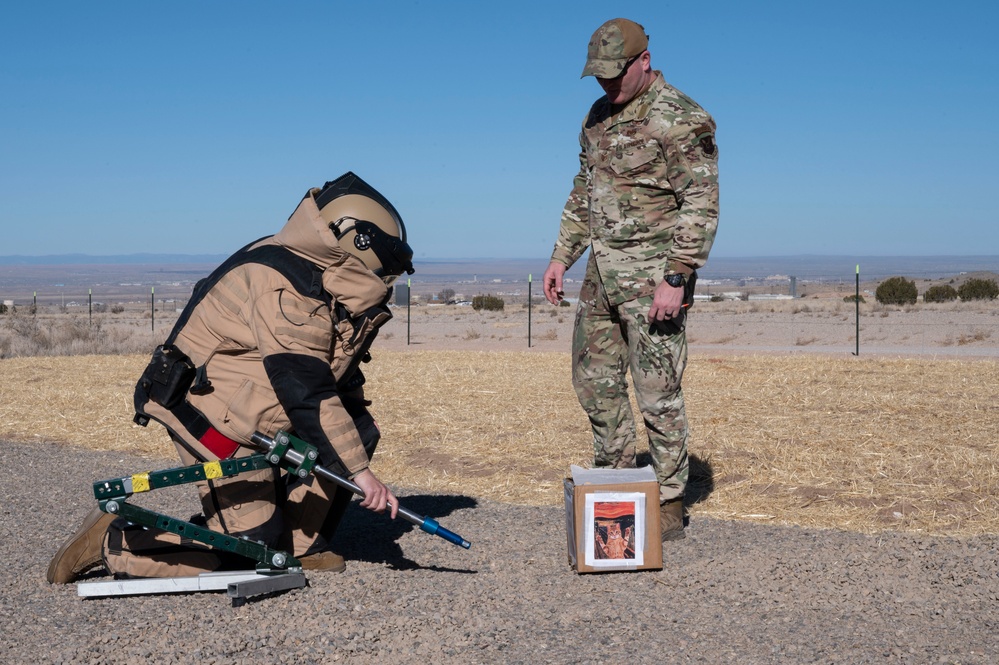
91, 453, 302, 571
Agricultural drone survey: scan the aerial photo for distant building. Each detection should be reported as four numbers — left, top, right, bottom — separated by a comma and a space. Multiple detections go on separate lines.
395, 283, 409, 306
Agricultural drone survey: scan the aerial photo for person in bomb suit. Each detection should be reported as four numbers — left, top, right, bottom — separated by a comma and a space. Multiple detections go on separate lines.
48, 172, 414, 582
543, 19, 719, 542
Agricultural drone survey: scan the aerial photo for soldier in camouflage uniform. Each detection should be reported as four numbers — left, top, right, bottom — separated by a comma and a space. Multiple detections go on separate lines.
543, 18, 719, 542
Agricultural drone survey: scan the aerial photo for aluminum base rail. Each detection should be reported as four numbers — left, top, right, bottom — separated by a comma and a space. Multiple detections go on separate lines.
78, 570, 307, 606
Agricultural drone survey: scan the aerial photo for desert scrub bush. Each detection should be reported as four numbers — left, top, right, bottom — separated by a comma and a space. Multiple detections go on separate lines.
111, 304, 125, 314
875, 276, 917, 305
957, 278, 999, 302
957, 329, 991, 345
472, 294, 504, 311
0, 303, 7, 314
0, 312, 161, 358
559, 299, 572, 307
923, 284, 958, 303
842, 294, 866, 303
0, 311, 52, 357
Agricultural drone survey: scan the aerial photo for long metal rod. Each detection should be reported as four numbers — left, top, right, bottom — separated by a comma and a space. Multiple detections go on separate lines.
250, 432, 471, 549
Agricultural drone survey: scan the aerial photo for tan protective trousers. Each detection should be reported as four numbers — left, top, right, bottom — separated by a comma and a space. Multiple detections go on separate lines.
102, 401, 376, 578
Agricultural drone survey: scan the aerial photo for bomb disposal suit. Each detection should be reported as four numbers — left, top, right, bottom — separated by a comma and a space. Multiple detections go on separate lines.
112, 173, 414, 578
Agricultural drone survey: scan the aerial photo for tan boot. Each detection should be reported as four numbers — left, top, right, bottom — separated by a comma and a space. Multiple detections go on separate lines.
298, 551, 346, 573
46, 507, 115, 583
660, 500, 686, 542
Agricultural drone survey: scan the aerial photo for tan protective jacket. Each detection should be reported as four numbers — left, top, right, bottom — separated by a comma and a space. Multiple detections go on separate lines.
145, 189, 390, 476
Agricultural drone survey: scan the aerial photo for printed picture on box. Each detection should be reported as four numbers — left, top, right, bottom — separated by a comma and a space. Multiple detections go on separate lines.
593, 501, 636, 560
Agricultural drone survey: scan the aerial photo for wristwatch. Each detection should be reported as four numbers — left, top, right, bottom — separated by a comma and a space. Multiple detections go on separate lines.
664, 273, 687, 288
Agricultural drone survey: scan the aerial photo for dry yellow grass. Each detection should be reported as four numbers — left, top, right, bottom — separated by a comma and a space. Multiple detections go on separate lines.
2, 351, 996, 537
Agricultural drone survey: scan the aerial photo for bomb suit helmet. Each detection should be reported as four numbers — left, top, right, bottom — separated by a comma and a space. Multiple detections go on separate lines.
315, 172, 415, 284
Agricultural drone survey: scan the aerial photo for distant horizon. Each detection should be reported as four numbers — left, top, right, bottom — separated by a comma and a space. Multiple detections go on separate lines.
1, 253, 996, 285
2, 251, 999, 264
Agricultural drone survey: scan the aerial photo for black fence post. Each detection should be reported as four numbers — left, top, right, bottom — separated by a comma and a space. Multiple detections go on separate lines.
89, 288, 92, 325
853, 264, 860, 356
151, 286, 155, 332
407, 278, 411, 346
528, 274, 532, 348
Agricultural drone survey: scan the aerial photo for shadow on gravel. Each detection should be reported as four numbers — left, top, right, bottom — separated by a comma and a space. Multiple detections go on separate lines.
636, 452, 716, 508
334, 494, 479, 572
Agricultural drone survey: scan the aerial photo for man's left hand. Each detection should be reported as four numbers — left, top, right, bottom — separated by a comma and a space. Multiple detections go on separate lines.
648, 280, 685, 322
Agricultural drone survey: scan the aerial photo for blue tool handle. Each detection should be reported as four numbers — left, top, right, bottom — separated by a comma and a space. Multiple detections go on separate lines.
420, 517, 472, 549
251, 432, 472, 550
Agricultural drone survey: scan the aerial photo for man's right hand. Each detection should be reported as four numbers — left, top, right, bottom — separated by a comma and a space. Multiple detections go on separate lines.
352, 469, 399, 519
543, 261, 567, 305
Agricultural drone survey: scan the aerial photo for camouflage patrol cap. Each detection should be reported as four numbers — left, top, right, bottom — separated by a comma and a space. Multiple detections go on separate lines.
581, 18, 649, 79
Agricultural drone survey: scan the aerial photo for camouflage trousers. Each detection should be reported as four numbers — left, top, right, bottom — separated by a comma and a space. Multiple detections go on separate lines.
571, 292, 689, 504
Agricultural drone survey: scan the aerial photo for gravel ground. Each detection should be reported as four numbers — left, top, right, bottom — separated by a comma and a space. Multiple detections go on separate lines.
4, 440, 998, 665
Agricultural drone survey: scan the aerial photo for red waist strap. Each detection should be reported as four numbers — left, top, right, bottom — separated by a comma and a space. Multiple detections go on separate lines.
199, 427, 241, 460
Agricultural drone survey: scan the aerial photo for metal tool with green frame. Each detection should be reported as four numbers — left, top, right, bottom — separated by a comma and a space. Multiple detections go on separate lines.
78, 430, 471, 604
92, 453, 305, 572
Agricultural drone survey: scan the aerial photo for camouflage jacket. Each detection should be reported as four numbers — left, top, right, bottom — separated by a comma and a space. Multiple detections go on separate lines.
550, 72, 719, 305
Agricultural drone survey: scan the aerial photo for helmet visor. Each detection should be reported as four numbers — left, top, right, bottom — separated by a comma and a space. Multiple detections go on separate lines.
350, 220, 415, 285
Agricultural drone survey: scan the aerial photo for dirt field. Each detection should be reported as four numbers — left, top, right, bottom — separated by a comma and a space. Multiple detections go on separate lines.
376, 297, 999, 358
4, 289, 999, 360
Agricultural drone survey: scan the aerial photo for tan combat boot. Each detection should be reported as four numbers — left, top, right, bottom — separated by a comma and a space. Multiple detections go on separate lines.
46, 507, 115, 583
660, 499, 686, 542
299, 551, 347, 573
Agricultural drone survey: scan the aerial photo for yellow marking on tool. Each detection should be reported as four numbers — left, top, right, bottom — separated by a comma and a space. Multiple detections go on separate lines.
131, 473, 151, 493
204, 461, 223, 479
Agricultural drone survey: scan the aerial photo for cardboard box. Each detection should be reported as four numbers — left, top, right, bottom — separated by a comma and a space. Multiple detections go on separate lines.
564, 465, 663, 573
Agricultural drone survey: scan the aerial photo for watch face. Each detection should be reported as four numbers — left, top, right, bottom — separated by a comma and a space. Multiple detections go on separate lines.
666, 274, 685, 287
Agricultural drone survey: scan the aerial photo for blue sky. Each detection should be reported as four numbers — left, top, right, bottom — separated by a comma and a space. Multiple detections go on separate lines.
1, 1, 997, 260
